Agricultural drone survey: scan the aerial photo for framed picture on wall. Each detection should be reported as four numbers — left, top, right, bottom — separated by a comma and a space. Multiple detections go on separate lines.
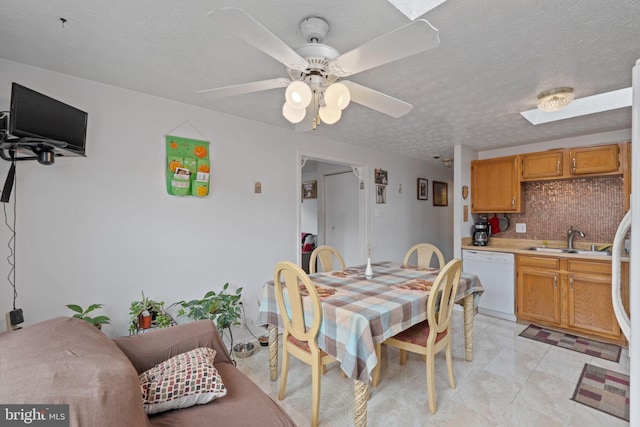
433, 181, 448, 206
302, 181, 317, 199
376, 184, 386, 204
374, 168, 388, 185
417, 178, 428, 200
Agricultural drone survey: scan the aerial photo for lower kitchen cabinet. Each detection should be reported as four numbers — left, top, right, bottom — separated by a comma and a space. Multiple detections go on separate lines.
516, 254, 623, 344
516, 256, 561, 324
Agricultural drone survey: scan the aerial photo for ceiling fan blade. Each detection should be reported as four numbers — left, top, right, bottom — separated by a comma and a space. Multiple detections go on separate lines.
207, 8, 308, 71
342, 81, 413, 118
329, 19, 439, 77
520, 87, 632, 125
198, 78, 290, 98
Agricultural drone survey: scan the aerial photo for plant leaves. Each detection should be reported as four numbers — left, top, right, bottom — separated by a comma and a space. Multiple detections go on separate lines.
92, 316, 111, 325
66, 304, 83, 314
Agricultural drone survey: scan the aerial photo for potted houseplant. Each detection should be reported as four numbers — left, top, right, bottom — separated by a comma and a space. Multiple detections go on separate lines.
129, 292, 175, 334
66, 303, 111, 330
175, 283, 243, 350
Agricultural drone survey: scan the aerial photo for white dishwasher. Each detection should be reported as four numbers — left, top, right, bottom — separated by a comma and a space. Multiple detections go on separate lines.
462, 250, 516, 321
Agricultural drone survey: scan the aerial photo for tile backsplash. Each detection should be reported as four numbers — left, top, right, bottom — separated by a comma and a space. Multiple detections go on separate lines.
487, 176, 625, 243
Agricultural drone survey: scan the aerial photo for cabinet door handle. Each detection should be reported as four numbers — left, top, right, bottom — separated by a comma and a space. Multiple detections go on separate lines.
569, 276, 573, 290
512, 197, 515, 207
572, 158, 576, 170
553, 276, 557, 289
556, 160, 560, 174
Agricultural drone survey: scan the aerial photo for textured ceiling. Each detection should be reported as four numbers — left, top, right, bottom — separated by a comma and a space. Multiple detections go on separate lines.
1, 0, 639, 161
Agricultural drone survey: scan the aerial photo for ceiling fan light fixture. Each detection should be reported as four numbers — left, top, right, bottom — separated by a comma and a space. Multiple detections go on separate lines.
282, 102, 307, 123
324, 83, 351, 110
285, 80, 312, 109
319, 105, 341, 124
536, 87, 575, 112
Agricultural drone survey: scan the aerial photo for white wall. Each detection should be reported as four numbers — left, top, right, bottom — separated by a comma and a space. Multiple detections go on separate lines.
453, 144, 477, 259
0, 59, 453, 337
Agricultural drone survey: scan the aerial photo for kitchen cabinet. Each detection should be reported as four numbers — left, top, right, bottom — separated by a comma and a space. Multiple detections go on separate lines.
521, 144, 623, 181
566, 259, 620, 337
516, 254, 623, 344
568, 144, 620, 175
521, 150, 563, 181
471, 155, 521, 213
516, 255, 561, 324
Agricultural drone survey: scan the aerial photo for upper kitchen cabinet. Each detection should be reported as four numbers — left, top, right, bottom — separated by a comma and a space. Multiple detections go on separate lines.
521, 150, 564, 181
471, 155, 522, 213
521, 143, 623, 181
568, 144, 620, 176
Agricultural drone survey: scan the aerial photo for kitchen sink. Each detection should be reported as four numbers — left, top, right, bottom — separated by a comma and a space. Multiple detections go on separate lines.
572, 249, 612, 256
525, 247, 612, 256
525, 247, 573, 253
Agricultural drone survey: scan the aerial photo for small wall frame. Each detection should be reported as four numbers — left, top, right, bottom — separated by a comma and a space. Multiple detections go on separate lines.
433, 181, 448, 206
417, 178, 428, 200
302, 181, 317, 199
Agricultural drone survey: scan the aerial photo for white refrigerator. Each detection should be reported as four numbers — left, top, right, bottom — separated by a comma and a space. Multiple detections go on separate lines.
613, 57, 640, 426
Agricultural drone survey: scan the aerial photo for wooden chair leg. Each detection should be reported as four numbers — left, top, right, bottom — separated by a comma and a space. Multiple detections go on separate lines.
399, 349, 407, 365
445, 341, 456, 389
278, 346, 289, 401
311, 357, 322, 427
371, 343, 382, 387
426, 351, 436, 414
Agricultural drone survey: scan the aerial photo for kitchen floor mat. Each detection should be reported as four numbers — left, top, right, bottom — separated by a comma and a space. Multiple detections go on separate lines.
571, 363, 629, 421
519, 324, 621, 362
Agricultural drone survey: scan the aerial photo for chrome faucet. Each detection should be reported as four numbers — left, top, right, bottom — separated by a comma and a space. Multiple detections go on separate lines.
567, 226, 585, 249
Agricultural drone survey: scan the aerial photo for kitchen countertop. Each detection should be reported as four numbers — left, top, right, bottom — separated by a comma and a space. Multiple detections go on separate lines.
461, 237, 630, 262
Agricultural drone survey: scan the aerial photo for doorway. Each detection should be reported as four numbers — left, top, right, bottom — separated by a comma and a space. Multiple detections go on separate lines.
324, 171, 359, 266
298, 152, 369, 270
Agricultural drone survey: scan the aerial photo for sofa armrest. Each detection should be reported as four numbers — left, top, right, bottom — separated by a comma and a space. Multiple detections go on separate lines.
113, 320, 233, 374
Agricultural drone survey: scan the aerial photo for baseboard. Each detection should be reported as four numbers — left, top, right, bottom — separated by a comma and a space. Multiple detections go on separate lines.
477, 307, 516, 322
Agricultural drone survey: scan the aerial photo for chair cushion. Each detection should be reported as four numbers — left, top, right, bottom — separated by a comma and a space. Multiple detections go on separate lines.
140, 347, 227, 415
287, 335, 328, 355
392, 321, 448, 347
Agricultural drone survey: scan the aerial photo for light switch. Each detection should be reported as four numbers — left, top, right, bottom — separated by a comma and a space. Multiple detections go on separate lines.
515, 223, 526, 233
254, 182, 262, 194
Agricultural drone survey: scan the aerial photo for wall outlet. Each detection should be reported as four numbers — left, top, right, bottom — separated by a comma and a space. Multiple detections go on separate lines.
515, 223, 526, 233
254, 182, 262, 194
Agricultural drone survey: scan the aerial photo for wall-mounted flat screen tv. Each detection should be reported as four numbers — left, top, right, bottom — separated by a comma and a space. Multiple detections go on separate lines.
9, 83, 87, 156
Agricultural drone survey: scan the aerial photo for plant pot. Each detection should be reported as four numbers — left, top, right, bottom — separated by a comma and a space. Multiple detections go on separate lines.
139, 314, 152, 329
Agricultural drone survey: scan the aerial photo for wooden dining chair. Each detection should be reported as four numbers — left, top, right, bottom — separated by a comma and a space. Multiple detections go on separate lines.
273, 261, 341, 427
403, 243, 445, 269
383, 258, 462, 414
309, 245, 346, 273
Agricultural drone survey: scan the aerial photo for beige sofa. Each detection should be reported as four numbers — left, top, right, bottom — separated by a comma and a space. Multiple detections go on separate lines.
0, 317, 295, 427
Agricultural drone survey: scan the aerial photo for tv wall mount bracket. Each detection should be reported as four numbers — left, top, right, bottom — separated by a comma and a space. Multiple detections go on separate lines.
0, 131, 67, 165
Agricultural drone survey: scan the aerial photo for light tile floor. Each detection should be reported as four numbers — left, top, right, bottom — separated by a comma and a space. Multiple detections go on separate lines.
235, 313, 630, 426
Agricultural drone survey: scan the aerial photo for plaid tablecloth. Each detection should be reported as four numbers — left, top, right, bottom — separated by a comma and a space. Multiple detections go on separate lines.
257, 261, 484, 383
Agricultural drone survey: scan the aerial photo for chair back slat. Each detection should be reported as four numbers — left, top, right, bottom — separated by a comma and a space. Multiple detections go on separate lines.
403, 243, 445, 269
426, 259, 462, 337
274, 261, 322, 343
309, 245, 346, 273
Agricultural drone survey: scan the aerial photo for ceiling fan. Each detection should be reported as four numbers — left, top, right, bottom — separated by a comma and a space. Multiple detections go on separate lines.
199, 8, 439, 131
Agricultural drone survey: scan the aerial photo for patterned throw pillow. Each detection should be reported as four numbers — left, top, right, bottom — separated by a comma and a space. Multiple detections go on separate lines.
139, 347, 227, 415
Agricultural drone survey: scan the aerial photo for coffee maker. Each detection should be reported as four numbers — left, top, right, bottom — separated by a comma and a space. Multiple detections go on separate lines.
472, 221, 490, 246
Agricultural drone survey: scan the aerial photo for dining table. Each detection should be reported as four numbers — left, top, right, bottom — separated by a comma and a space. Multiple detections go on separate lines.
256, 260, 484, 427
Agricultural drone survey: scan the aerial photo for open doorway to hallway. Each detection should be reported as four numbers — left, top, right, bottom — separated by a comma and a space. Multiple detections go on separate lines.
298, 154, 369, 273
